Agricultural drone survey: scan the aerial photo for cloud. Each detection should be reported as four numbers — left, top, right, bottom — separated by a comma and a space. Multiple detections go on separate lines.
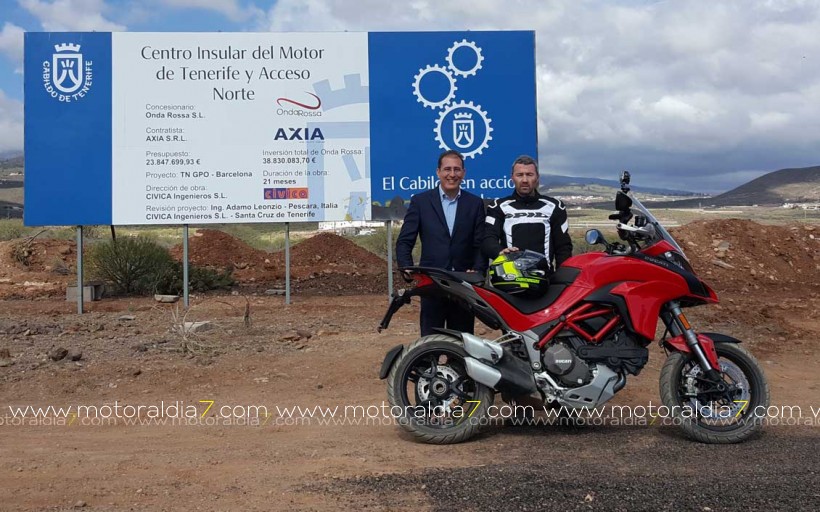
262, 0, 820, 190
0, 89, 23, 153
20, 0, 126, 32
159, 0, 263, 23
0, 23, 25, 70
2, 0, 818, 190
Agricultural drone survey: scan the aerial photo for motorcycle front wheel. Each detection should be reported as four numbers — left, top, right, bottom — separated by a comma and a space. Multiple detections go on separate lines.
660, 341, 770, 444
387, 334, 494, 444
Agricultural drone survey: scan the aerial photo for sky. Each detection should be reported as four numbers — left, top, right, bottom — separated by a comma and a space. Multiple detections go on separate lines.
1, 0, 819, 193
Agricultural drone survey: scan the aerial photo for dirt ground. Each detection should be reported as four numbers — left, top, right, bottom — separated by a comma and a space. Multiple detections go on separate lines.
1, 222, 819, 511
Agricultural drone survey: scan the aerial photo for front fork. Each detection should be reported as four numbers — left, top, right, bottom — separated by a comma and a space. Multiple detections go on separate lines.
661, 302, 722, 380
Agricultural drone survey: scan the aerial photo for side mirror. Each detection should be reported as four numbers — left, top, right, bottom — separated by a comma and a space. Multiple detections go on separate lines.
585, 229, 606, 246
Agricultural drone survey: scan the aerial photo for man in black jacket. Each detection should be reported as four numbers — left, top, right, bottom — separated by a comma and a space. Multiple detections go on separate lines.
396, 150, 486, 336
482, 155, 572, 271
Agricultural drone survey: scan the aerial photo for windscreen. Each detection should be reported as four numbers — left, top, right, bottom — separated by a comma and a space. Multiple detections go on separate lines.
629, 195, 688, 260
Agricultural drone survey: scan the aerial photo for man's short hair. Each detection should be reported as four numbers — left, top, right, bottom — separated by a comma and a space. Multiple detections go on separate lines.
438, 149, 465, 169
511, 155, 539, 175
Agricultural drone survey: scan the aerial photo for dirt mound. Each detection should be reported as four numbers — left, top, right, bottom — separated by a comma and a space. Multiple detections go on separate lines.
169, 229, 283, 282
170, 229, 267, 268
0, 238, 75, 273
669, 219, 820, 291
263, 232, 389, 294
290, 232, 386, 267
271, 232, 387, 281
168, 230, 388, 292
0, 238, 76, 298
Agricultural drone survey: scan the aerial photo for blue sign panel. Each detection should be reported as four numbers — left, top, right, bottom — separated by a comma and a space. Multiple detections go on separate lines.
369, 31, 536, 219
24, 32, 112, 226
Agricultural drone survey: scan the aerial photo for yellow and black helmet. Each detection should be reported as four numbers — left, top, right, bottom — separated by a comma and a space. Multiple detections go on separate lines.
489, 250, 549, 296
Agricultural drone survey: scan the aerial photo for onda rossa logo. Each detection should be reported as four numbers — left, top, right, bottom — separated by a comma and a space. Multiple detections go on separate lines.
42, 43, 94, 102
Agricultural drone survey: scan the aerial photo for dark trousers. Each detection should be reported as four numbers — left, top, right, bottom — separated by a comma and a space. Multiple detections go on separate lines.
420, 296, 475, 336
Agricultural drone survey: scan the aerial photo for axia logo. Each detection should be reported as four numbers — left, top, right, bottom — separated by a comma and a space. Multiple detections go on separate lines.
273, 128, 325, 141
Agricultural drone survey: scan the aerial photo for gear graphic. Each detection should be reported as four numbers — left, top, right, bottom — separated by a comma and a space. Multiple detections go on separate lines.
434, 100, 493, 159
412, 64, 457, 109
446, 39, 484, 78
313, 73, 369, 110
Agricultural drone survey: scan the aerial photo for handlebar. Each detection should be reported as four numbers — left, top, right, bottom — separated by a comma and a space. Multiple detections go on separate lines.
608, 222, 658, 255
609, 242, 634, 256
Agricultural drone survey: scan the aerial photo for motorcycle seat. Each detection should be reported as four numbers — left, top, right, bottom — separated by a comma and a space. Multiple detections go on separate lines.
403, 267, 487, 286
488, 266, 581, 315
446, 271, 487, 285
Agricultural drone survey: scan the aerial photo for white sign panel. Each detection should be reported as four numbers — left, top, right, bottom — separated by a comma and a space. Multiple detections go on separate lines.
111, 32, 369, 224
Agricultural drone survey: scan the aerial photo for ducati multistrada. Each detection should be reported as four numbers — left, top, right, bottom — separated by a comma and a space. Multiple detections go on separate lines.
378, 172, 769, 444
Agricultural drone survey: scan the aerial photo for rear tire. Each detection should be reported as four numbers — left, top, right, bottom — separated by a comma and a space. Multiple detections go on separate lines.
387, 334, 494, 444
660, 342, 769, 444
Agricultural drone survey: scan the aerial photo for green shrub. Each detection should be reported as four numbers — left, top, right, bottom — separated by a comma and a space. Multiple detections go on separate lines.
88, 236, 176, 295
0, 219, 24, 241
89, 236, 235, 296
153, 262, 235, 295
347, 224, 422, 262
348, 226, 393, 258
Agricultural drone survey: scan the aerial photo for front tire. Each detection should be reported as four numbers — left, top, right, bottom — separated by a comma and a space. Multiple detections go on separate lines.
660, 342, 769, 444
386, 334, 494, 444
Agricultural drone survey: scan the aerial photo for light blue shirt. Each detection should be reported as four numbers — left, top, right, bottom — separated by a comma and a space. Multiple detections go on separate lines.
439, 186, 461, 236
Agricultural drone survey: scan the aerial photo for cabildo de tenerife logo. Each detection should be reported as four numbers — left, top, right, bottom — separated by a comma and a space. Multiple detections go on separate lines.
42, 43, 94, 102
412, 40, 492, 159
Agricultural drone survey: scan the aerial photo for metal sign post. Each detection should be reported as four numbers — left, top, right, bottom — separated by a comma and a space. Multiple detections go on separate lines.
183, 224, 190, 308
285, 223, 291, 305
76, 225, 84, 314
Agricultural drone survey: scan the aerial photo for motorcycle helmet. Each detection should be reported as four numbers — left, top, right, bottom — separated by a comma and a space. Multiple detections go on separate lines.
489, 250, 549, 296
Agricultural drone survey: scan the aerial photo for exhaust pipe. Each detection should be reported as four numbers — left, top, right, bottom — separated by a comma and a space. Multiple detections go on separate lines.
462, 334, 537, 396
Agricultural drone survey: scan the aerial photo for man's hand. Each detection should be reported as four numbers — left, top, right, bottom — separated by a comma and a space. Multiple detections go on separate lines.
500, 246, 520, 255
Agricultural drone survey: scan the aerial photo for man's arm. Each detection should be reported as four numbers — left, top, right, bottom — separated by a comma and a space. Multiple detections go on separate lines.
551, 199, 573, 267
396, 196, 421, 269
481, 199, 506, 260
470, 197, 487, 271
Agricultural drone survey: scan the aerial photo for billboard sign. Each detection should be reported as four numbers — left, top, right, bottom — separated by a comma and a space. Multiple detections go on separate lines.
24, 31, 536, 226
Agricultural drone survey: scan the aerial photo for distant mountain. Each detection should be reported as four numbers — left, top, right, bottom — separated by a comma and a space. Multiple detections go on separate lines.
652, 166, 820, 207
0, 153, 24, 169
0, 149, 22, 158
540, 174, 700, 197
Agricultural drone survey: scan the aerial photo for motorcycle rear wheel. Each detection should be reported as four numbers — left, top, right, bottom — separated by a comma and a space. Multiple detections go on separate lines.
387, 334, 494, 444
660, 342, 769, 444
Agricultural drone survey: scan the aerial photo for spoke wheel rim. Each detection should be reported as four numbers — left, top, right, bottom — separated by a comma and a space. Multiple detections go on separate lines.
681, 358, 752, 427
400, 348, 478, 429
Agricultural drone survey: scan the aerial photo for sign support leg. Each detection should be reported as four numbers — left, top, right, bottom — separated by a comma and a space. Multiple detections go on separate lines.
76, 225, 84, 314
285, 223, 291, 305
183, 224, 189, 308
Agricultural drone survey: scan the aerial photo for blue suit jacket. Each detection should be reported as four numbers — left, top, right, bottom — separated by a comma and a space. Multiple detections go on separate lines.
396, 188, 487, 272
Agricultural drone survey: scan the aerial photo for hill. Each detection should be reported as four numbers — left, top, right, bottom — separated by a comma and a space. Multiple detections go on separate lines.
0, 155, 24, 171
653, 166, 820, 207
540, 174, 699, 196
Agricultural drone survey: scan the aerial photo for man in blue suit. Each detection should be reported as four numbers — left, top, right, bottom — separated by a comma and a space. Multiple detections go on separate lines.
396, 150, 487, 336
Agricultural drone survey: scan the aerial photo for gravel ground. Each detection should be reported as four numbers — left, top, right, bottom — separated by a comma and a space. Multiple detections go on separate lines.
323, 425, 819, 511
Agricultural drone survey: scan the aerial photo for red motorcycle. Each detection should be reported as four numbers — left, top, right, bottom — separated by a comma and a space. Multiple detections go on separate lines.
378, 172, 769, 444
